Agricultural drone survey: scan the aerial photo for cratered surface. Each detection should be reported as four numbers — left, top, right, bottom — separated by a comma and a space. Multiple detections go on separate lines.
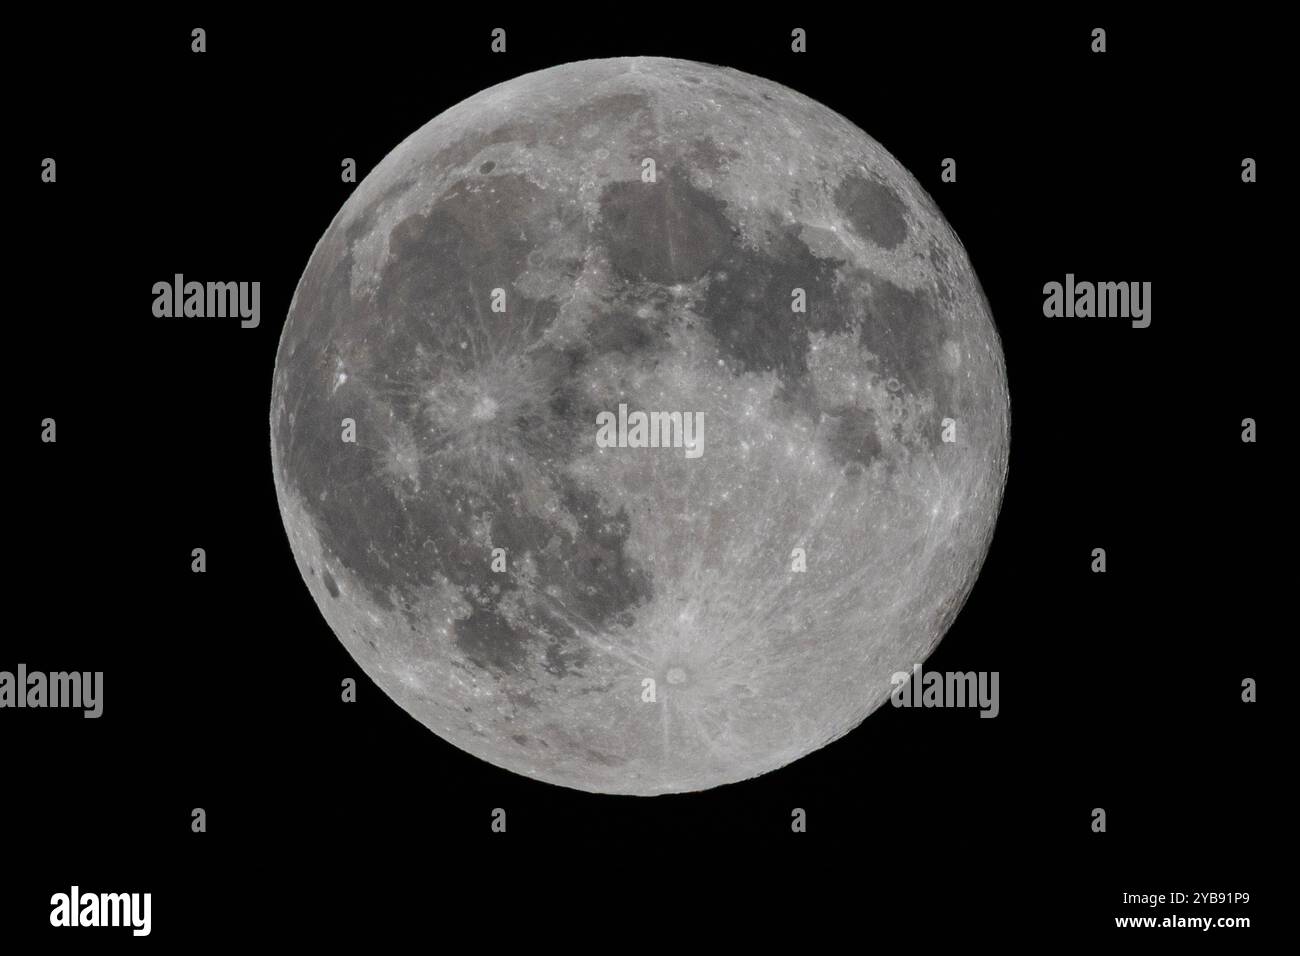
271, 57, 1009, 794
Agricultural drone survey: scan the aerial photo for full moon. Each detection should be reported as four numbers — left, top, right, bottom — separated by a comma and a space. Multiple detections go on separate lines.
270, 57, 1009, 794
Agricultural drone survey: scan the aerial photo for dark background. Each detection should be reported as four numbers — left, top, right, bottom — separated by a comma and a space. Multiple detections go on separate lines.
8, 9, 1279, 943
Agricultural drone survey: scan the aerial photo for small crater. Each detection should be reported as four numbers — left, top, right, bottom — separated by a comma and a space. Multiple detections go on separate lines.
322, 569, 340, 598
479, 161, 495, 174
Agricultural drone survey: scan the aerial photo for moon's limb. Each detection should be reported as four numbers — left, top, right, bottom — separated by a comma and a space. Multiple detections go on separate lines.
271, 57, 1009, 794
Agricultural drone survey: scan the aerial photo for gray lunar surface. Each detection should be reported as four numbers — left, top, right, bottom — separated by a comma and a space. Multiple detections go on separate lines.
270, 57, 1010, 794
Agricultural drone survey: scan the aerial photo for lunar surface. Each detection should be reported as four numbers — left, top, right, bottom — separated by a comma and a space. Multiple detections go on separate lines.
271, 57, 1010, 794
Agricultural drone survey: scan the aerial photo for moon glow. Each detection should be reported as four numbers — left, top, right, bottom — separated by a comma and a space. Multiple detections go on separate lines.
271, 57, 1010, 794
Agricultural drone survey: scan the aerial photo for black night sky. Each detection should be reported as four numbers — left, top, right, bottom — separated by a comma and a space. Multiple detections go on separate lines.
7, 9, 1280, 944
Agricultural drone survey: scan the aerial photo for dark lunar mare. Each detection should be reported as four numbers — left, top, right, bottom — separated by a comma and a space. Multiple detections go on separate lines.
277, 171, 662, 680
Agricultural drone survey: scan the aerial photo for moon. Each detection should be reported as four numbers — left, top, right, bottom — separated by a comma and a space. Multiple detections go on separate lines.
270, 57, 1009, 795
